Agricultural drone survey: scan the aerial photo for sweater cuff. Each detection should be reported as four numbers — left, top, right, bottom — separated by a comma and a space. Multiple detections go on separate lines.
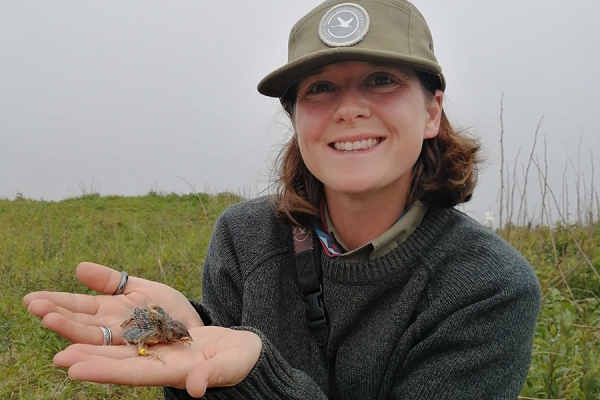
189, 299, 214, 326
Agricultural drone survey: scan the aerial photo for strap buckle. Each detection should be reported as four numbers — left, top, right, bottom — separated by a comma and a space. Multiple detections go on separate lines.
304, 286, 327, 333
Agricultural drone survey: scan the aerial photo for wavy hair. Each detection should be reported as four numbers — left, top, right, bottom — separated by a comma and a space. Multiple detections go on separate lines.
272, 71, 481, 225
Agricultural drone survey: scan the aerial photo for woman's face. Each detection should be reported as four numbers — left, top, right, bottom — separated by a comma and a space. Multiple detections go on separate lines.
294, 61, 443, 201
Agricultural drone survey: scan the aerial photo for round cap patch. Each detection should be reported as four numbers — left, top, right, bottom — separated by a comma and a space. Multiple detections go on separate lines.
318, 3, 370, 47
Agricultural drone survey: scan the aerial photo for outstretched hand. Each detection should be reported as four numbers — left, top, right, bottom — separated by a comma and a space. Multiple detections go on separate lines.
53, 326, 262, 396
24, 262, 263, 395
23, 262, 203, 346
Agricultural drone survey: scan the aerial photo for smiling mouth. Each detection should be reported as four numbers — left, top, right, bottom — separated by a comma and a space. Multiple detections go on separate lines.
331, 138, 382, 152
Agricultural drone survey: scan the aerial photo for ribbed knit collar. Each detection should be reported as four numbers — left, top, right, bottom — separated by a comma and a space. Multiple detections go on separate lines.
320, 207, 456, 284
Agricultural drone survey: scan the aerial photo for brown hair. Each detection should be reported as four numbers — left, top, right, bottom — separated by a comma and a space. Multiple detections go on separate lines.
272, 71, 481, 225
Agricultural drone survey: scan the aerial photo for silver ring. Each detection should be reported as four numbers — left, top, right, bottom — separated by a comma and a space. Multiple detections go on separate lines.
100, 326, 112, 346
112, 271, 129, 295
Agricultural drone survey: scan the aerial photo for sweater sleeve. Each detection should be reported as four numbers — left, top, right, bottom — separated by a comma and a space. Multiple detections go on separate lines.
184, 327, 328, 400
164, 327, 328, 400
165, 207, 329, 400
390, 261, 541, 400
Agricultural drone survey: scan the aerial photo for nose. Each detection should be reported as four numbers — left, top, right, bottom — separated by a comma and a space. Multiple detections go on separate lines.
332, 88, 371, 123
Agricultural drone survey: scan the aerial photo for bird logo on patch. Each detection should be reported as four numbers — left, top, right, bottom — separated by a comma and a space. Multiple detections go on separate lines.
319, 3, 370, 47
331, 16, 354, 28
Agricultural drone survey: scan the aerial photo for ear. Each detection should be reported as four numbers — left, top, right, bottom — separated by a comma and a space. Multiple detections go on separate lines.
423, 89, 443, 139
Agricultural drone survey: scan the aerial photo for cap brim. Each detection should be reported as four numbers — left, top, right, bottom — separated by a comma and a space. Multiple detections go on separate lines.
257, 48, 445, 97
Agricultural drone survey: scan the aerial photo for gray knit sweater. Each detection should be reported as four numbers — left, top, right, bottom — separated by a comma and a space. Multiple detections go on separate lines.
165, 196, 541, 399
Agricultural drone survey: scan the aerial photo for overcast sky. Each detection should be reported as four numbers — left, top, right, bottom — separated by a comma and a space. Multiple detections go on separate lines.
1, 1, 599, 224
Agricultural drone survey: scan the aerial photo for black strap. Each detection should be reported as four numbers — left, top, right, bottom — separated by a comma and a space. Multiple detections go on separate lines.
289, 225, 328, 346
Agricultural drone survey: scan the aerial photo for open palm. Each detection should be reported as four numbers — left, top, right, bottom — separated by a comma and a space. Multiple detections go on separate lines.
23, 262, 203, 346
53, 326, 262, 396
24, 262, 262, 397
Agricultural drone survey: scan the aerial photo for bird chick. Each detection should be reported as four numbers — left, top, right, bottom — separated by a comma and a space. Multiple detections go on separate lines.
121, 305, 193, 363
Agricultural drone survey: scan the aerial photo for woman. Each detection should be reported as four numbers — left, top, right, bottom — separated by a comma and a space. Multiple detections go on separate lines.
24, 0, 541, 398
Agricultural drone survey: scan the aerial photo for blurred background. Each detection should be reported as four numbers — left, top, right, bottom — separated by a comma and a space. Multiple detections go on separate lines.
2, 0, 599, 224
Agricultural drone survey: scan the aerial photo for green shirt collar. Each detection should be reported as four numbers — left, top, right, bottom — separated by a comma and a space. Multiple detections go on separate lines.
323, 200, 428, 262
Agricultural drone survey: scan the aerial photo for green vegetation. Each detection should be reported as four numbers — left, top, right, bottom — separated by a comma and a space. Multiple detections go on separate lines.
502, 223, 600, 399
1, 192, 599, 398
0, 192, 241, 399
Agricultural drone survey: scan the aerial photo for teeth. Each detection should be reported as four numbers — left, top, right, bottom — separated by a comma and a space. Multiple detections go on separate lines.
333, 138, 380, 151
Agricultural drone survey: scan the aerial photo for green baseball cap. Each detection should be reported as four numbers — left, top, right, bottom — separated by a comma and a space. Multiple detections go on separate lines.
257, 0, 445, 98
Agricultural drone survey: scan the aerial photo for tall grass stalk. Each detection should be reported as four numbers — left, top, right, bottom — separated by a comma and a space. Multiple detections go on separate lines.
498, 100, 599, 399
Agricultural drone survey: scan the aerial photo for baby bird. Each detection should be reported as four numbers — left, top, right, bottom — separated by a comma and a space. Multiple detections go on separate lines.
120, 305, 193, 363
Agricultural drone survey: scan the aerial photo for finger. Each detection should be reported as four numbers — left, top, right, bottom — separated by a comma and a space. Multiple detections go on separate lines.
23, 291, 43, 307
25, 297, 62, 317
76, 262, 129, 295
41, 312, 123, 345
24, 291, 95, 310
54, 343, 138, 367
67, 359, 174, 386
62, 352, 185, 388
26, 295, 102, 318
27, 298, 107, 327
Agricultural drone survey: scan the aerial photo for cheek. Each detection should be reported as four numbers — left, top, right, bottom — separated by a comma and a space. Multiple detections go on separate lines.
294, 108, 322, 150
294, 115, 324, 178
297, 134, 309, 159
294, 120, 308, 154
293, 119, 311, 167
296, 132, 319, 176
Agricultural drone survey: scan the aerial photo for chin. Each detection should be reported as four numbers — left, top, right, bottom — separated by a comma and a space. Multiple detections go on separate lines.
323, 174, 410, 199
326, 181, 379, 196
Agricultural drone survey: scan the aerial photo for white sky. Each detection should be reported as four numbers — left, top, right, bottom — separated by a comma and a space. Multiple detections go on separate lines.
1, 1, 599, 224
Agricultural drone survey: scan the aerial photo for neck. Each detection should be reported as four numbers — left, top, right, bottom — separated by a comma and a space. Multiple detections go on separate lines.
325, 188, 408, 251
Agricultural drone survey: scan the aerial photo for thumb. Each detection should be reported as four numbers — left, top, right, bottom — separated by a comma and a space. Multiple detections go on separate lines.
185, 354, 226, 398
185, 345, 259, 398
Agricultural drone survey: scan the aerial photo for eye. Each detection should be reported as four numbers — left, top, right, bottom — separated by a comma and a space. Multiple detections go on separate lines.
370, 74, 394, 86
308, 82, 333, 93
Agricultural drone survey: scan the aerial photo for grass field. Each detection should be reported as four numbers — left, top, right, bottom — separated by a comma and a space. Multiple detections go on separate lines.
1, 192, 599, 399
